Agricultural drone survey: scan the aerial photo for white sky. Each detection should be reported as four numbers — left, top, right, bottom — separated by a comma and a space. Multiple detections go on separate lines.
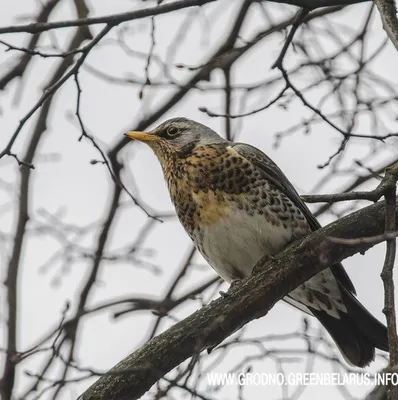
1, 1, 398, 399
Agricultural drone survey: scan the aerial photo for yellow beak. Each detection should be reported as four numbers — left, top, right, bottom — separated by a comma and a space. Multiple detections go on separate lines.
124, 131, 160, 142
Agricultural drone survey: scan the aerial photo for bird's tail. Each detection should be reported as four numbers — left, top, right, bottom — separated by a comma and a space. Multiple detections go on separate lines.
310, 283, 388, 368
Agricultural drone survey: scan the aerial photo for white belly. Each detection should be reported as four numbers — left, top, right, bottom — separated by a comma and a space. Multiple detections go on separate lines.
194, 206, 346, 318
197, 206, 293, 283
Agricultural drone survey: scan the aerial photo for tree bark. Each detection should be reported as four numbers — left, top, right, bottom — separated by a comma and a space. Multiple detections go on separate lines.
373, 0, 398, 50
81, 200, 396, 400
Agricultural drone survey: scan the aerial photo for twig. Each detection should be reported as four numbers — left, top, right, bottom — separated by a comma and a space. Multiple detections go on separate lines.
223, 67, 232, 141
0, 24, 112, 167
312, 157, 398, 217
0, 0, 61, 91
139, 16, 156, 99
73, 73, 160, 221
5, 152, 35, 169
0, 39, 83, 58
199, 84, 288, 118
271, 8, 310, 69
302, 167, 398, 204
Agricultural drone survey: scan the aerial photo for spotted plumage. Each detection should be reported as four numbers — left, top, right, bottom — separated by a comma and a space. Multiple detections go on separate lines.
125, 117, 388, 367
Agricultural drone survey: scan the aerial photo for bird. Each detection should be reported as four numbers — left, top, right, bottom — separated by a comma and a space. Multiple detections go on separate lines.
125, 117, 388, 367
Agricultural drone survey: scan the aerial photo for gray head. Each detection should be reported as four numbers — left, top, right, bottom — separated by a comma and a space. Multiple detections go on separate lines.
125, 117, 226, 161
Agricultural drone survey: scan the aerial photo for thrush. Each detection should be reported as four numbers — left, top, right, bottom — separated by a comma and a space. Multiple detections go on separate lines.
125, 117, 388, 367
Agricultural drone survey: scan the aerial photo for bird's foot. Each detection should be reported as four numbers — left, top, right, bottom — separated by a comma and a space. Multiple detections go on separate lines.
219, 279, 243, 298
252, 254, 276, 275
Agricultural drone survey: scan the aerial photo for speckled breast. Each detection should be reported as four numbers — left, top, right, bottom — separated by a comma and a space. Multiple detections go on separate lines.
162, 144, 308, 240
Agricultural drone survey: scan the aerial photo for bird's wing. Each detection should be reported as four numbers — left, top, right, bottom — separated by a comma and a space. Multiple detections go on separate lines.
231, 142, 356, 295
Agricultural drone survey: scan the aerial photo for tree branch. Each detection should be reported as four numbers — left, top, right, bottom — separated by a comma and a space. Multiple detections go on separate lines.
0, 0, 61, 91
80, 199, 396, 400
266, 0, 369, 7
373, 0, 398, 50
380, 164, 398, 399
0, 0, 217, 35
271, 7, 310, 69
0, 23, 92, 400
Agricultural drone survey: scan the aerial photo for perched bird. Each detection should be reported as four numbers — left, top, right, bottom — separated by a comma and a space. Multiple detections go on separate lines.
125, 117, 388, 367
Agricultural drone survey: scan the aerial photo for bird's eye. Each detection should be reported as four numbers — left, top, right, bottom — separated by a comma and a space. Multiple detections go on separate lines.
167, 126, 179, 137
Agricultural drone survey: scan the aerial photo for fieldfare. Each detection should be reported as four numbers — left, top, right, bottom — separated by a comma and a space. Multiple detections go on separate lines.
125, 117, 388, 367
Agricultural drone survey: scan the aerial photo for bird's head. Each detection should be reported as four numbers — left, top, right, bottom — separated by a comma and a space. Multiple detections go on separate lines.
124, 117, 225, 162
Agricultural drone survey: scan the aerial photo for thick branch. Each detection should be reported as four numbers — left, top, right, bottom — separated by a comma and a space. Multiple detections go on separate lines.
81, 200, 396, 400
380, 165, 398, 399
0, 0, 372, 37
373, 0, 398, 50
267, 0, 369, 6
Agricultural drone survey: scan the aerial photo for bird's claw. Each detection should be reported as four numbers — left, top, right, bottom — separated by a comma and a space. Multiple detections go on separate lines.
219, 278, 243, 298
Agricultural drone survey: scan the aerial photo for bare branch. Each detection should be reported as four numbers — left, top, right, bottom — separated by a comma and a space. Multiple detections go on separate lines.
0, 0, 61, 91
80, 199, 396, 400
0, 20, 91, 400
373, 0, 398, 50
0, 0, 217, 35
267, 0, 369, 7
271, 7, 310, 69
303, 165, 398, 204
380, 164, 398, 399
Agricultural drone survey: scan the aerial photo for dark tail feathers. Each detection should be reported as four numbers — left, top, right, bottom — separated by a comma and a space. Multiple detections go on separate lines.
310, 283, 388, 368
